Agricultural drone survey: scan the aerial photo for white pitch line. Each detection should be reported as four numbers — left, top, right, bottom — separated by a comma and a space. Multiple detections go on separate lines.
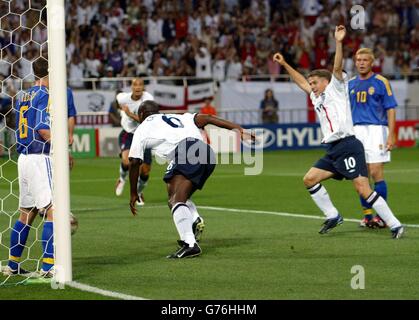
72, 205, 167, 212
67, 203, 418, 299
67, 281, 148, 300
197, 205, 419, 228
69, 168, 419, 183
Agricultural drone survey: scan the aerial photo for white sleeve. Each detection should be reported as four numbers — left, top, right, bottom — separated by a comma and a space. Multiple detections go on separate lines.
309, 91, 316, 104
128, 127, 145, 160
143, 91, 154, 101
116, 92, 125, 105
183, 112, 199, 128
330, 74, 348, 92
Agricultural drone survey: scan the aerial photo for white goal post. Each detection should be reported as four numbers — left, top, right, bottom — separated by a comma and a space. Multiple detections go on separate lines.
47, 0, 72, 283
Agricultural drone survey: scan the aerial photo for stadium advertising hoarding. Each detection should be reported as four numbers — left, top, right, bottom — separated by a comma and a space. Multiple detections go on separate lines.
220, 80, 408, 125
243, 122, 419, 151
71, 128, 98, 158
70, 121, 419, 158
242, 123, 324, 150
395, 120, 419, 147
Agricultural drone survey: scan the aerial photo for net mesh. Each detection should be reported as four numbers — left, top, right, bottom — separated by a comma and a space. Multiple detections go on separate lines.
0, 0, 50, 285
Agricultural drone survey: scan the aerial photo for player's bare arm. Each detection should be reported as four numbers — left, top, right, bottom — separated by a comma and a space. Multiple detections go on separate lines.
128, 157, 142, 215
68, 116, 75, 145
194, 114, 255, 143
386, 108, 396, 151
38, 129, 51, 142
333, 25, 346, 80
272, 53, 311, 94
121, 104, 140, 122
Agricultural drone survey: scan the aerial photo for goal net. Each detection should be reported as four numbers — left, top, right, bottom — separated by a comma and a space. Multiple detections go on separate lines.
0, 0, 72, 286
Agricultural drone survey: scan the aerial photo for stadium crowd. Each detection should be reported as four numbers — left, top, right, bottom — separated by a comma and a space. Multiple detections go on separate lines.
0, 0, 418, 89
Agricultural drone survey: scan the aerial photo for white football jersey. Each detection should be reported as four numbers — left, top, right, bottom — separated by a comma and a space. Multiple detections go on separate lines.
117, 91, 154, 133
310, 74, 355, 143
129, 113, 204, 161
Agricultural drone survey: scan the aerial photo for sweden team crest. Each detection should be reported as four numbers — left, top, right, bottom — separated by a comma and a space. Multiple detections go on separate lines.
368, 86, 375, 95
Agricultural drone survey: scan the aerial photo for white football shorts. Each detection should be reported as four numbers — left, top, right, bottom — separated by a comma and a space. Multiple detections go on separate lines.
18, 154, 52, 209
353, 125, 391, 164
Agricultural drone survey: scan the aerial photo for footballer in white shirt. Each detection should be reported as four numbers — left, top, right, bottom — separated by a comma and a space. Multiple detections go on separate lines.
114, 78, 154, 205
128, 100, 254, 258
273, 25, 403, 239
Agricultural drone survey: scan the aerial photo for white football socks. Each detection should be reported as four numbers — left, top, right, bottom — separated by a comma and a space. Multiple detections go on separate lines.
172, 203, 195, 247
119, 163, 128, 181
186, 199, 200, 222
137, 177, 148, 194
366, 192, 401, 229
307, 183, 339, 219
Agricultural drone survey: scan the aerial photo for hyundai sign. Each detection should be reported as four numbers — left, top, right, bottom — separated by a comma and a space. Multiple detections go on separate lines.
242, 123, 324, 150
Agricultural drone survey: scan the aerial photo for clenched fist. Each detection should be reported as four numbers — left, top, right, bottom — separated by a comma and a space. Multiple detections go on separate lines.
273, 53, 286, 65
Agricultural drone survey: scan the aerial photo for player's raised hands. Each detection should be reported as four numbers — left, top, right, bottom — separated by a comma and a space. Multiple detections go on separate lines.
240, 128, 257, 144
273, 52, 286, 65
334, 25, 346, 42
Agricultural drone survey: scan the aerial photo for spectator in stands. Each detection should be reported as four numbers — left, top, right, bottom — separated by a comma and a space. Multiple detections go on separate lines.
68, 55, 85, 89
107, 43, 124, 76
226, 54, 243, 80
100, 66, 118, 90
162, 11, 176, 41
188, 11, 202, 38
85, 49, 102, 78
301, 0, 323, 25
260, 89, 279, 124
136, 54, 151, 77
4, 0, 414, 87
195, 46, 212, 78
0, 92, 13, 128
200, 97, 217, 116
147, 11, 164, 49
175, 10, 188, 41
0, 49, 11, 78
212, 51, 226, 82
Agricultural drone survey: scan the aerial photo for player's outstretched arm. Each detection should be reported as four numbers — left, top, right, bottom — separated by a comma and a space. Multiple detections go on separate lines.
128, 157, 142, 215
122, 104, 140, 122
272, 53, 311, 94
194, 114, 255, 142
333, 25, 346, 80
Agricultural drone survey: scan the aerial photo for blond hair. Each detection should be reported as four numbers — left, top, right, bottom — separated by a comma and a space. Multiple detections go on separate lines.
355, 48, 375, 61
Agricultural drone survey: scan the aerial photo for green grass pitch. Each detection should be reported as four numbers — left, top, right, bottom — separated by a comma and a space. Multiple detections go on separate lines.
0, 148, 418, 299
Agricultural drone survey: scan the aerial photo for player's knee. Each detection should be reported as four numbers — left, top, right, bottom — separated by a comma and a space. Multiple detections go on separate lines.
168, 199, 175, 210
303, 173, 317, 187
369, 169, 384, 182
354, 181, 371, 199
18, 212, 31, 225
140, 164, 151, 176
122, 158, 130, 167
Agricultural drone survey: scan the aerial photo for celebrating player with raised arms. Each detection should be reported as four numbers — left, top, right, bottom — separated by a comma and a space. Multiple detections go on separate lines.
273, 26, 404, 238
349, 48, 397, 228
115, 78, 153, 205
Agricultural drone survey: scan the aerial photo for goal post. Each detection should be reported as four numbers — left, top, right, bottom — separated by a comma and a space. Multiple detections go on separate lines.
47, 0, 72, 283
